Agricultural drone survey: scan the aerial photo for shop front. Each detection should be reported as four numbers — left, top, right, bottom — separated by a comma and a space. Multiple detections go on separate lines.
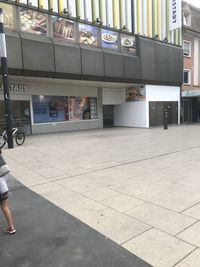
0, 83, 31, 135
0, 77, 103, 135
181, 90, 200, 123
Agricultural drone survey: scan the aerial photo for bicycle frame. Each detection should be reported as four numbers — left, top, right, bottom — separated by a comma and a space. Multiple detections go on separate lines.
1, 127, 18, 139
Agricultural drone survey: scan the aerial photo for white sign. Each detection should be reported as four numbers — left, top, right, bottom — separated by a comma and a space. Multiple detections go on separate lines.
0, 84, 27, 92
169, 0, 182, 31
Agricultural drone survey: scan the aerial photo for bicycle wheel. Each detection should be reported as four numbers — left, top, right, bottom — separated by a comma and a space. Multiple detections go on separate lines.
15, 131, 25, 146
0, 134, 7, 148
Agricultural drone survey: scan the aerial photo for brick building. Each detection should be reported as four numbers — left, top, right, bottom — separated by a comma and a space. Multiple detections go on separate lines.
182, 1, 200, 123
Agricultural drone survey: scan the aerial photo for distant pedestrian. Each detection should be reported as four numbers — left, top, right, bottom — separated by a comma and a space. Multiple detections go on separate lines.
0, 148, 16, 234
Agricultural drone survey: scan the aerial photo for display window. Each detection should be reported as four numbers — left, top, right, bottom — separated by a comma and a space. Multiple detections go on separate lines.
32, 95, 69, 123
0, 3, 14, 29
32, 95, 98, 123
69, 96, 98, 120
121, 34, 136, 54
53, 16, 74, 40
79, 24, 98, 46
20, 8, 47, 35
101, 29, 118, 50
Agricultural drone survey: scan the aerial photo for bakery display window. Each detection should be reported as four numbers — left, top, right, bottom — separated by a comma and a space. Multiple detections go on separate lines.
121, 34, 136, 54
20, 8, 47, 35
101, 29, 118, 50
0, 2, 14, 29
79, 23, 98, 46
52, 16, 74, 40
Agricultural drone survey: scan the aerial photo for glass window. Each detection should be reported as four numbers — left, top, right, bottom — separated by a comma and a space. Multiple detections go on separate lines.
42, 1, 49, 10
32, 96, 69, 123
53, 16, 74, 40
101, 29, 118, 50
183, 41, 191, 57
0, 3, 14, 29
20, 0, 28, 5
32, 95, 98, 123
183, 13, 191, 27
50, 0, 58, 13
28, 0, 38, 8
69, 97, 98, 121
20, 8, 47, 35
121, 34, 136, 54
184, 70, 191, 84
79, 24, 98, 46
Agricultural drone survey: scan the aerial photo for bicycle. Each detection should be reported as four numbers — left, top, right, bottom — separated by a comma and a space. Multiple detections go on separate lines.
0, 126, 25, 148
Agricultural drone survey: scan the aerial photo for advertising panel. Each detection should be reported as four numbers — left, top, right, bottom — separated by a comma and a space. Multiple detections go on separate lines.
0, 3, 14, 28
69, 96, 98, 120
126, 87, 146, 102
20, 8, 47, 35
79, 24, 98, 46
121, 34, 136, 54
101, 29, 118, 49
32, 95, 98, 123
32, 96, 68, 123
53, 16, 74, 40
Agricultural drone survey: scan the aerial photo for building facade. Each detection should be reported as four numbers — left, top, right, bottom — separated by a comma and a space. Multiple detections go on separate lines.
0, 0, 183, 135
182, 1, 200, 123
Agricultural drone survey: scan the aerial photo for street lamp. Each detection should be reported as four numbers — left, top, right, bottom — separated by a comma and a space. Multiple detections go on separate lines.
0, 8, 13, 149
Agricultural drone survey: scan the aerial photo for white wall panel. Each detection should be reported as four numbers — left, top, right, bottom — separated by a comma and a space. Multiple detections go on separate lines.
114, 101, 147, 128
161, 0, 166, 40
106, 0, 113, 27
101, 0, 107, 25
84, 0, 92, 21
102, 88, 125, 105
68, 0, 76, 17
142, 0, 147, 36
79, 0, 85, 20
146, 85, 180, 101
125, 0, 132, 32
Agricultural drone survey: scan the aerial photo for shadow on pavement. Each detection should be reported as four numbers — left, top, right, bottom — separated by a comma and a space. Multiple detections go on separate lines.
0, 176, 152, 267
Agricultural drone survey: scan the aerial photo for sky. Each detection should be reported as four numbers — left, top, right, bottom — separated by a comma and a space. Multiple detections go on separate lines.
184, 0, 200, 8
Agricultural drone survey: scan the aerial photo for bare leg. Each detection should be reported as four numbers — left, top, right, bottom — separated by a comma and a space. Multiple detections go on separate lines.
0, 199, 15, 229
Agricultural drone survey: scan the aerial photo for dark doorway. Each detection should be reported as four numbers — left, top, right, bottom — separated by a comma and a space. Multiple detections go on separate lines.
0, 100, 31, 135
103, 105, 114, 128
149, 101, 178, 127
182, 97, 200, 123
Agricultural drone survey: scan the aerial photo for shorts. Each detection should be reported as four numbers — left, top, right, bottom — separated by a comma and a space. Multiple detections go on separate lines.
0, 176, 8, 203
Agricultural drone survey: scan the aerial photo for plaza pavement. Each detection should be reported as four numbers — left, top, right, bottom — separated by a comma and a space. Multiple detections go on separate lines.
2, 124, 200, 267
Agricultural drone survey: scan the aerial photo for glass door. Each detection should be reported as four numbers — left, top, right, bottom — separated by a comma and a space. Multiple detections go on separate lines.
11, 101, 31, 135
0, 101, 31, 135
183, 98, 193, 123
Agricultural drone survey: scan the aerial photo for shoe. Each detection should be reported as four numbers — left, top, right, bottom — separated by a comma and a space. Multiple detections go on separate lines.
5, 227, 16, 234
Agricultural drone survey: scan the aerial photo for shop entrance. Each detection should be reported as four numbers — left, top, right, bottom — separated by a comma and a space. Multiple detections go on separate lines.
149, 101, 178, 127
182, 97, 200, 123
103, 105, 114, 128
0, 100, 31, 135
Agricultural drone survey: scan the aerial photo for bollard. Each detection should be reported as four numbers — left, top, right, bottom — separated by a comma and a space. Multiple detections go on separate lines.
163, 109, 168, 130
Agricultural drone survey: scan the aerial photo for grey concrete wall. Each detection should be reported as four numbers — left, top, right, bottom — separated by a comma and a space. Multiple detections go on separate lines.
4, 30, 183, 86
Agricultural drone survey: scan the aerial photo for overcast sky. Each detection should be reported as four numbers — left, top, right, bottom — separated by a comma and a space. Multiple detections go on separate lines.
184, 0, 200, 8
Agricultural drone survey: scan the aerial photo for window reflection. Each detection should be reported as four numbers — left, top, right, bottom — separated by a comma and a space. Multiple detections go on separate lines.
0, 3, 14, 29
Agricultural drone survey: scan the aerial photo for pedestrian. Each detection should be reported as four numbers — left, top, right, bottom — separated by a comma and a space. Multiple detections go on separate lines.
0, 148, 16, 234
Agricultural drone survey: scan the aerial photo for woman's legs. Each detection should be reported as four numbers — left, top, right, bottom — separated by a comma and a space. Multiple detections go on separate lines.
0, 197, 15, 230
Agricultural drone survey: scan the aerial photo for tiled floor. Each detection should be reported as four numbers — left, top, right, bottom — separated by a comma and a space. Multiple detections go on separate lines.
4, 125, 200, 267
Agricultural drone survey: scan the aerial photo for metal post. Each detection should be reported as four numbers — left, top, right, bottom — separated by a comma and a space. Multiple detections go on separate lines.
163, 109, 168, 130
0, 8, 13, 148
